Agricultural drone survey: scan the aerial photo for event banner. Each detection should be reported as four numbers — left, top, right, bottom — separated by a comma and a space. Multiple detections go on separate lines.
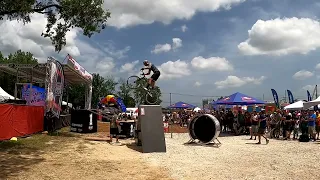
46, 57, 65, 118
287, 90, 294, 104
271, 89, 280, 109
307, 90, 312, 101
21, 84, 46, 106
67, 54, 93, 81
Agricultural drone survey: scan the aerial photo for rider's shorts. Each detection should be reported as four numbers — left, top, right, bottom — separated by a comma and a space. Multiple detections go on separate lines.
151, 71, 160, 81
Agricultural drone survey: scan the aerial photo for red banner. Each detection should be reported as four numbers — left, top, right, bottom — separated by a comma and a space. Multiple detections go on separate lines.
0, 104, 44, 140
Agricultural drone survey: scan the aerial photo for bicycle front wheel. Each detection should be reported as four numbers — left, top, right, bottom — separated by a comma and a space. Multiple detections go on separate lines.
145, 89, 159, 105
127, 75, 140, 89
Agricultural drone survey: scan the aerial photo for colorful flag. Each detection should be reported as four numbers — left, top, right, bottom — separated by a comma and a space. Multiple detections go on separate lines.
271, 89, 280, 109
287, 90, 294, 104
307, 90, 312, 101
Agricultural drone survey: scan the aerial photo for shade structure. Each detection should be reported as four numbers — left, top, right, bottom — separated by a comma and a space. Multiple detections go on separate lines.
0, 87, 15, 101
168, 101, 195, 108
284, 100, 307, 110
304, 96, 320, 109
212, 92, 265, 105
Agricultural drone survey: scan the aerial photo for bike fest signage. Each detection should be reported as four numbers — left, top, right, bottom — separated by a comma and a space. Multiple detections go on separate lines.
21, 84, 46, 106
67, 54, 93, 81
46, 57, 65, 118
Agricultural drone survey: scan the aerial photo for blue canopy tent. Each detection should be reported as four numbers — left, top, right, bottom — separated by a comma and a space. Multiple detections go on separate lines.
168, 101, 196, 109
212, 92, 265, 105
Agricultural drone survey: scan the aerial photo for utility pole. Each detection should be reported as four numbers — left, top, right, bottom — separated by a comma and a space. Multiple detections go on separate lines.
169, 93, 172, 138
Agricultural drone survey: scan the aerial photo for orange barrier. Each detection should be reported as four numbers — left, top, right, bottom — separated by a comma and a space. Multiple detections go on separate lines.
0, 104, 44, 140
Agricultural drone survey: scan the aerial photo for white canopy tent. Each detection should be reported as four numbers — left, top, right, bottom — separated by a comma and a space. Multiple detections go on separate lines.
193, 107, 201, 112
284, 100, 308, 110
0, 87, 15, 101
304, 96, 320, 109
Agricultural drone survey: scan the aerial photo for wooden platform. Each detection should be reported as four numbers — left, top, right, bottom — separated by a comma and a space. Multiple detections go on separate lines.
84, 137, 110, 141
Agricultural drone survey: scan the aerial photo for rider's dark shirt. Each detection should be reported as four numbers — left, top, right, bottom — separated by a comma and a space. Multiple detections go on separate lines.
149, 63, 160, 73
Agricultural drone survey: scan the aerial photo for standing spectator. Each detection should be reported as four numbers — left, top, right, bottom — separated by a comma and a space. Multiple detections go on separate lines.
250, 111, 258, 140
110, 114, 120, 144
316, 111, 320, 140
308, 110, 316, 141
283, 112, 292, 140
257, 110, 269, 144
293, 118, 299, 140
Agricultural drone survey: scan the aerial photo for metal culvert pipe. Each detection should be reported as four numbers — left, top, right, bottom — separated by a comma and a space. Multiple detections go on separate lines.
188, 114, 221, 144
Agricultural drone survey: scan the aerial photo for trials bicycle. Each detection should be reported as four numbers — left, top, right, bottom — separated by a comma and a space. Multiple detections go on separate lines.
127, 70, 160, 105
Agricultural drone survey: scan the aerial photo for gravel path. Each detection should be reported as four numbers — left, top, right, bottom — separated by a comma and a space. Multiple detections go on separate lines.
141, 133, 320, 180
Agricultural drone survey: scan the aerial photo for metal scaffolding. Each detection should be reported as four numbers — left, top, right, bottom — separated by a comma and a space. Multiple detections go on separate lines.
0, 57, 93, 109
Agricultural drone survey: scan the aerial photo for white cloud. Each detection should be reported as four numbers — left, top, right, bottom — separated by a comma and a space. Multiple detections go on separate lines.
315, 63, 320, 70
96, 41, 131, 59
151, 43, 172, 54
104, 0, 246, 28
292, 70, 314, 80
172, 38, 182, 50
151, 38, 182, 54
191, 56, 233, 71
181, 25, 188, 32
238, 17, 320, 56
94, 57, 116, 76
0, 13, 80, 62
215, 75, 266, 89
302, 85, 315, 91
120, 60, 139, 73
158, 60, 191, 79
194, 81, 202, 87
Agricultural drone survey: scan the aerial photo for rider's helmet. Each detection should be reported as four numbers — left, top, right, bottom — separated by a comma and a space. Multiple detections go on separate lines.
143, 60, 149, 66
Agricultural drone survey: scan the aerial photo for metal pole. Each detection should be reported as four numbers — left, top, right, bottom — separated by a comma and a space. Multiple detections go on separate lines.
14, 68, 18, 99
169, 92, 172, 138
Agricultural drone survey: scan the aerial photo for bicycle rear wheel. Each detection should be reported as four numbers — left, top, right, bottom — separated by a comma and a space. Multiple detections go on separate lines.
127, 75, 140, 89
145, 89, 159, 105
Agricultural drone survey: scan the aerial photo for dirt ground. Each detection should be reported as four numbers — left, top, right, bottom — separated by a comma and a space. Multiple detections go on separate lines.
0, 129, 172, 180
0, 123, 187, 180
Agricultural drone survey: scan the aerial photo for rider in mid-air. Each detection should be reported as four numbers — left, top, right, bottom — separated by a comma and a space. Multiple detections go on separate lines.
141, 60, 161, 90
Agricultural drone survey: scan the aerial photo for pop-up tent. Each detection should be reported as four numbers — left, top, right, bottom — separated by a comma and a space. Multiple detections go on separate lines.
168, 101, 196, 109
212, 92, 265, 105
0, 87, 15, 101
304, 96, 320, 109
284, 100, 308, 110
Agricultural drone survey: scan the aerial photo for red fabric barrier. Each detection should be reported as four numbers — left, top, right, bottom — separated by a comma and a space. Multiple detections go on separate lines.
0, 104, 44, 140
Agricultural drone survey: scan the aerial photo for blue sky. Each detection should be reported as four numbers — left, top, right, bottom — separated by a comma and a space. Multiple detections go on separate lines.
2, 0, 320, 107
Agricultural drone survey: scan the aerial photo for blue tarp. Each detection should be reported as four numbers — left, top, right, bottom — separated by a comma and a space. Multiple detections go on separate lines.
212, 92, 265, 105
168, 101, 196, 108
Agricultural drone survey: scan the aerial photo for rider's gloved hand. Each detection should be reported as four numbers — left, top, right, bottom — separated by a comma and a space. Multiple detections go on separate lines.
140, 68, 144, 71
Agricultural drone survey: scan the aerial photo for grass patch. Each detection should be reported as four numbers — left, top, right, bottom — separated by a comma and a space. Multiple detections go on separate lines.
0, 127, 78, 154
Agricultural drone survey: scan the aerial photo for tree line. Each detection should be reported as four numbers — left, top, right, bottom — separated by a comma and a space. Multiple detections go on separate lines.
0, 50, 162, 108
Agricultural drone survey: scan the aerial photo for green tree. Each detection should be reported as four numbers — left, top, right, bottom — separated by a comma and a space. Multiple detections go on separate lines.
1, 50, 38, 64
0, 0, 111, 52
133, 78, 162, 105
117, 78, 135, 107
67, 84, 85, 108
90, 74, 117, 107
